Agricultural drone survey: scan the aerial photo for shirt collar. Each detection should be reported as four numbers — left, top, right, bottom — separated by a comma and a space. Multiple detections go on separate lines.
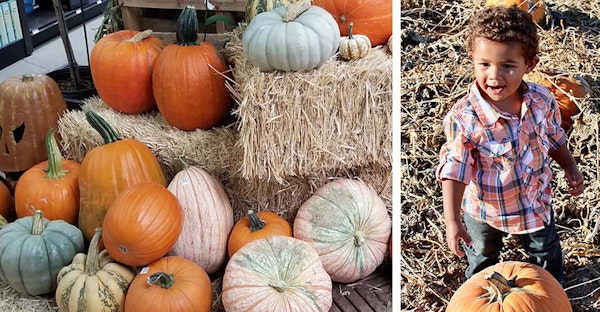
469, 81, 538, 127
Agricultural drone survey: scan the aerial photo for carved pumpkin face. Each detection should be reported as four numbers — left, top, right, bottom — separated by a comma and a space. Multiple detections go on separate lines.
0, 74, 67, 172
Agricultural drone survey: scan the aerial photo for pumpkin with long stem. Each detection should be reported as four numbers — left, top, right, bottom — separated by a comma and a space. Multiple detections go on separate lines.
56, 227, 135, 312
485, 0, 547, 26
152, 6, 233, 131
78, 110, 166, 241
15, 129, 80, 224
228, 209, 292, 258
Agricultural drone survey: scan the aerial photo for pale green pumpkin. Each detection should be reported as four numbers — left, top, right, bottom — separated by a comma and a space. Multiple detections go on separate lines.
242, 0, 340, 72
293, 178, 392, 283
222, 235, 332, 311
0, 210, 84, 296
246, 0, 299, 22
56, 227, 135, 312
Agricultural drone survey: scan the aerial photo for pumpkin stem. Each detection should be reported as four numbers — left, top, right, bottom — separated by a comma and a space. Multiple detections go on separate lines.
31, 210, 47, 235
176, 6, 199, 46
178, 156, 189, 171
21, 74, 34, 82
44, 129, 70, 179
347, 22, 354, 40
482, 271, 526, 304
268, 280, 287, 293
354, 230, 366, 246
283, 0, 311, 22
126, 29, 153, 43
147, 272, 176, 289
85, 227, 103, 274
85, 109, 123, 144
248, 210, 265, 232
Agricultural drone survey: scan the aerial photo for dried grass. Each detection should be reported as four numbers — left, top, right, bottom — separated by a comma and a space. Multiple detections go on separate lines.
401, 0, 600, 311
221, 25, 393, 183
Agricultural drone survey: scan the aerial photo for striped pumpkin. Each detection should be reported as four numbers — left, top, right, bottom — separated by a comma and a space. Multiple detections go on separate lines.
246, 0, 299, 21
56, 228, 135, 312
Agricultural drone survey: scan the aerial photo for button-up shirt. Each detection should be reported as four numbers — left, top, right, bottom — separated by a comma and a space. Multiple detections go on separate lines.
436, 82, 566, 234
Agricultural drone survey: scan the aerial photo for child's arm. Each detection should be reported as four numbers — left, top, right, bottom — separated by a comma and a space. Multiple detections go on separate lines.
442, 179, 472, 257
549, 143, 585, 196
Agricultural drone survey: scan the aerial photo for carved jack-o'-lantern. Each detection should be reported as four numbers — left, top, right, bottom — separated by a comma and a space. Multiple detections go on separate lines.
0, 74, 67, 172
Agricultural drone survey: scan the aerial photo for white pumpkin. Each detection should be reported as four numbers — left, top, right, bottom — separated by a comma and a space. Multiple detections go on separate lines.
242, 0, 340, 72
222, 235, 333, 311
167, 164, 234, 274
293, 178, 392, 283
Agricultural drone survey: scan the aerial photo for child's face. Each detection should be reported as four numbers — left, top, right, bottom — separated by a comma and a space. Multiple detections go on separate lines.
469, 37, 538, 109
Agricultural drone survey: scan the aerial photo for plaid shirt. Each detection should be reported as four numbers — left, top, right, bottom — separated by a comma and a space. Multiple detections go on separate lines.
436, 82, 566, 234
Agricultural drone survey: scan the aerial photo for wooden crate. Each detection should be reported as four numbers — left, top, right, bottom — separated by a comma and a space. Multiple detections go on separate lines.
118, 0, 246, 49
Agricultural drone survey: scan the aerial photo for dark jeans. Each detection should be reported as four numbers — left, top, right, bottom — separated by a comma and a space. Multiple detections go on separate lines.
462, 212, 564, 285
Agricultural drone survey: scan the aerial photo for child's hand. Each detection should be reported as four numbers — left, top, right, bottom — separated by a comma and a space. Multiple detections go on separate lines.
445, 219, 472, 258
565, 166, 585, 196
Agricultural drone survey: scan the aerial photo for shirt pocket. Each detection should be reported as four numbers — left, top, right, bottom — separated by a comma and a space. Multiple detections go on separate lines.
476, 141, 514, 172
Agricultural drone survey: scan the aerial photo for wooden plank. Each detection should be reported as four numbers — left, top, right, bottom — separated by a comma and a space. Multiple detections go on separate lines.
119, 0, 245, 12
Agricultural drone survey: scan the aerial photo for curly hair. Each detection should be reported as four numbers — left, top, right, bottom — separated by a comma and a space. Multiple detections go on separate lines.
465, 5, 539, 62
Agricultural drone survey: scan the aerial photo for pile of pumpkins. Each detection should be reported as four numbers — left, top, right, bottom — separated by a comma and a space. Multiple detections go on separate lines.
0, 109, 392, 311
89, 0, 393, 131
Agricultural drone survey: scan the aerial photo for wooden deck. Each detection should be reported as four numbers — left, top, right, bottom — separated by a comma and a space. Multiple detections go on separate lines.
331, 261, 392, 312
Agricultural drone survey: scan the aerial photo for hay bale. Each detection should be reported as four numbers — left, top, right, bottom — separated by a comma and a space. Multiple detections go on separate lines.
222, 26, 393, 183
57, 97, 241, 182
226, 163, 392, 224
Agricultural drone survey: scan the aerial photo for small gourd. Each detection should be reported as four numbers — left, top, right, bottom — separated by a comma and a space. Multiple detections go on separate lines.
56, 227, 135, 312
339, 22, 371, 60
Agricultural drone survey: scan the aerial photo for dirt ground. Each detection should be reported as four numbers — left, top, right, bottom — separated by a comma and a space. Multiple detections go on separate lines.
401, 0, 600, 310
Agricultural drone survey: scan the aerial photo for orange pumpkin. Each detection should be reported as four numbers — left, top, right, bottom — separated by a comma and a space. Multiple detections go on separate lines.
78, 110, 166, 241
125, 256, 212, 312
0, 179, 13, 222
524, 71, 590, 132
152, 6, 232, 130
313, 0, 392, 46
485, 0, 547, 25
102, 182, 182, 267
447, 261, 571, 311
15, 129, 80, 224
228, 210, 292, 258
91, 30, 164, 114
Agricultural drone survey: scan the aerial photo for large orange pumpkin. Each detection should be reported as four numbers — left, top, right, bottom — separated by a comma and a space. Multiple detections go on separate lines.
228, 210, 292, 258
125, 256, 212, 312
15, 129, 80, 225
152, 6, 233, 130
91, 30, 164, 114
78, 110, 166, 241
102, 182, 183, 267
312, 0, 392, 46
485, 0, 547, 25
447, 261, 572, 311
